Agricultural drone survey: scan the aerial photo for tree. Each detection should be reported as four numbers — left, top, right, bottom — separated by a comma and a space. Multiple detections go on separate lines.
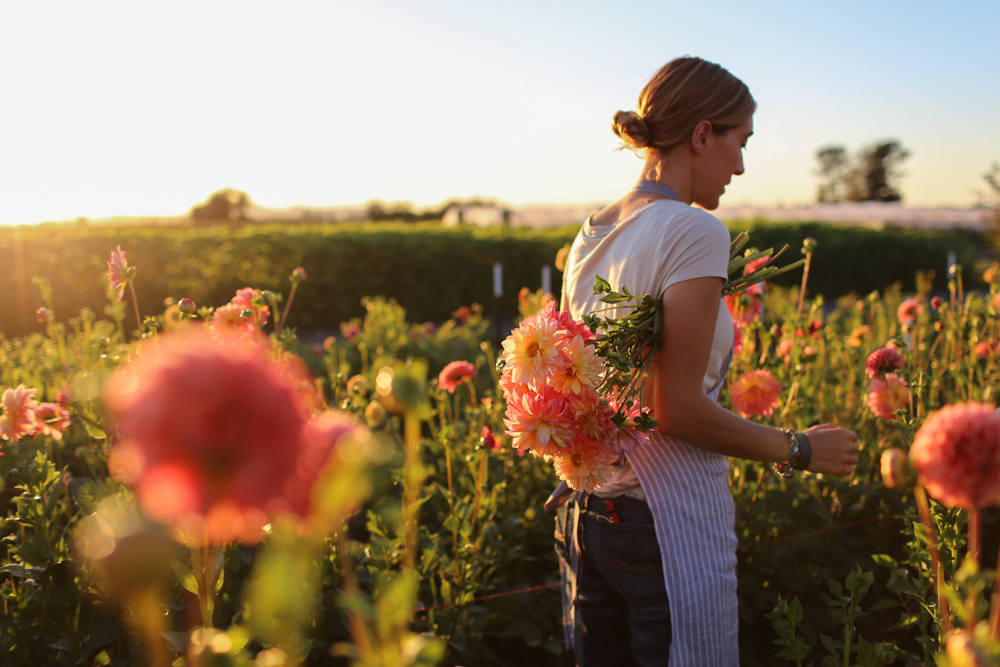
189, 189, 252, 225
815, 146, 850, 202
813, 140, 910, 203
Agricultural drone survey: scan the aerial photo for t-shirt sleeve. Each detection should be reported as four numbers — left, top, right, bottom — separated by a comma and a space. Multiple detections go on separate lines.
658, 210, 731, 295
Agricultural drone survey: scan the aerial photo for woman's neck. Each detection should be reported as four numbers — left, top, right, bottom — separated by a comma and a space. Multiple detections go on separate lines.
641, 150, 693, 205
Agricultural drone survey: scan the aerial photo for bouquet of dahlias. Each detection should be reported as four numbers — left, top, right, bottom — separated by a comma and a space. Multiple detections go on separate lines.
499, 232, 804, 492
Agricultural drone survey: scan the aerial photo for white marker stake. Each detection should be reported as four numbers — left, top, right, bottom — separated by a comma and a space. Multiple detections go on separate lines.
493, 263, 503, 298
541, 265, 551, 295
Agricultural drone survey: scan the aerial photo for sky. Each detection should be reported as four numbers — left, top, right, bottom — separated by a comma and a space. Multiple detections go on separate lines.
0, 0, 998, 224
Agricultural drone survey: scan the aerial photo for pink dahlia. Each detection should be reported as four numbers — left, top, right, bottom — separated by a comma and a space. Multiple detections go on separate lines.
339, 322, 361, 341
1, 385, 39, 441
210, 302, 251, 334
866, 346, 905, 378
438, 360, 476, 393
230, 288, 270, 330
551, 436, 619, 493
552, 335, 603, 395
730, 370, 781, 418
453, 306, 472, 322
481, 426, 499, 450
527, 302, 594, 343
733, 319, 743, 357
501, 316, 565, 388
897, 298, 920, 325
106, 245, 130, 302
567, 387, 617, 443
866, 373, 910, 420
104, 328, 316, 545
775, 338, 794, 360
503, 386, 574, 459
744, 253, 772, 275
910, 402, 1000, 509
33, 403, 70, 441
725, 283, 764, 325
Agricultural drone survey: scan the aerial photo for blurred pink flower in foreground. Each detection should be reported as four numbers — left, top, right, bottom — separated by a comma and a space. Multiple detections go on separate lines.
339, 322, 361, 341
866, 346, 905, 378
105, 328, 331, 545
438, 360, 476, 393
732, 319, 743, 357
910, 402, 1000, 509
0, 385, 39, 441
33, 403, 70, 441
106, 245, 130, 302
730, 369, 781, 418
866, 373, 910, 420
897, 298, 920, 325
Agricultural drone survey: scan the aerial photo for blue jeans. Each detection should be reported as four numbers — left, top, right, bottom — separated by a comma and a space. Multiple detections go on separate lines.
557, 493, 672, 667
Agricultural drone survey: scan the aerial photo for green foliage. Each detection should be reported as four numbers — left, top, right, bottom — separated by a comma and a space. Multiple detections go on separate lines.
0, 221, 987, 338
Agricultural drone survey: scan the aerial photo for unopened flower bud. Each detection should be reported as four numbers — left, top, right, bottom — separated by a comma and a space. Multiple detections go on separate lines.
36, 307, 51, 323
934, 320, 945, 332
985, 264, 1000, 285
178, 298, 196, 314
930, 296, 942, 310
946, 629, 989, 667
802, 237, 818, 252
481, 426, 497, 450
365, 400, 387, 428
880, 448, 910, 489
291, 266, 308, 283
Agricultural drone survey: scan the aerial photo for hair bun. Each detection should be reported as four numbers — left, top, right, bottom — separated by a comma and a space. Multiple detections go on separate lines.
612, 110, 650, 149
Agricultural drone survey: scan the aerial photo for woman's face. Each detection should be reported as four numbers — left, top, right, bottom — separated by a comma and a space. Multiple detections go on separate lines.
692, 118, 753, 211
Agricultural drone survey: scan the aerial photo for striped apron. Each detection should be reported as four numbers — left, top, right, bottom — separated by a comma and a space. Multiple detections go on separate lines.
560, 349, 737, 666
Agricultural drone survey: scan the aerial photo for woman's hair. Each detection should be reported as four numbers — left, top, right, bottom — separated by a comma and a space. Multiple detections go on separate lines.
613, 56, 755, 153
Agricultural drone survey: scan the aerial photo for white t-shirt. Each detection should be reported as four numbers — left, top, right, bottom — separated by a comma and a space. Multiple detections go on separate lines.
560, 199, 734, 498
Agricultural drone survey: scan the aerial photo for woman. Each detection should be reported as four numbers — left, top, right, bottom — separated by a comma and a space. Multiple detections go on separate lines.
552, 57, 859, 666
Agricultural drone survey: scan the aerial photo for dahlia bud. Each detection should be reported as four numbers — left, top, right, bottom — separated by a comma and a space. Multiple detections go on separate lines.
481, 426, 497, 450
945, 629, 989, 667
178, 298, 197, 314
365, 400, 387, 428
802, 237, 818, 252
290, 266, 308, 283
880, 448, 910, 489
930, 296, 943, 310
36, 307, 51, 323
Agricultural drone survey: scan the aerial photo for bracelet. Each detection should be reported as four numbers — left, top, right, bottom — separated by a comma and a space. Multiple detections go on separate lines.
795, 431, 812, 471
774, 428, 800, 478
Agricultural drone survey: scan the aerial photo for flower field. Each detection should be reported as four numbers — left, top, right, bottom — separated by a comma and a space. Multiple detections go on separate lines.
1, 244, 1000, 666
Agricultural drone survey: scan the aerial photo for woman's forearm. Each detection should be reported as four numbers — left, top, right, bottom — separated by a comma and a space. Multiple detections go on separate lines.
655, 392, 790, 463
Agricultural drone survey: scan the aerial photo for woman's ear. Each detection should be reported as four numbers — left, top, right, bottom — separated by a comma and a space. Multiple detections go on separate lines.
690, 120, 713, 155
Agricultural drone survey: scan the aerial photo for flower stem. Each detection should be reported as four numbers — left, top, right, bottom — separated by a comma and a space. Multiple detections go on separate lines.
128, 281, 143, 336
403, 408, 421, 572
796, 250, 813, 318
278, 283, 298, 331
988, 538, 1000, 638
914, 483, 950, 636
970, 507, 981, 566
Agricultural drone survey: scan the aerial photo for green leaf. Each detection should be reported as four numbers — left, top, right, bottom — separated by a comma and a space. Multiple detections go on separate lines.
171, 560, 199, 595
870, 554, 897, 569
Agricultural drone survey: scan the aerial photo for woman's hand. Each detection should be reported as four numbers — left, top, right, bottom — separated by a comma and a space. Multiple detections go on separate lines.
803, 424, 859, 475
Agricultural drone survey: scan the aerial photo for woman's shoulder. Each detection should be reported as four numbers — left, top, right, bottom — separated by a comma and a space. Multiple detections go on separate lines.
638, 201, 730, 244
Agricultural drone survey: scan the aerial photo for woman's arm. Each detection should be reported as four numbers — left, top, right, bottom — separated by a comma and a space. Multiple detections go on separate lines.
652, 276, 858, 475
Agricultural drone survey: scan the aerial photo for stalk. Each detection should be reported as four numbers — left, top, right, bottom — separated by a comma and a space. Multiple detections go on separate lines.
914, 484, 951, 636
797, 247, 815, 318
402, 408, 421, 571
128, 282, 143, 336
278, 282, 298, 332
